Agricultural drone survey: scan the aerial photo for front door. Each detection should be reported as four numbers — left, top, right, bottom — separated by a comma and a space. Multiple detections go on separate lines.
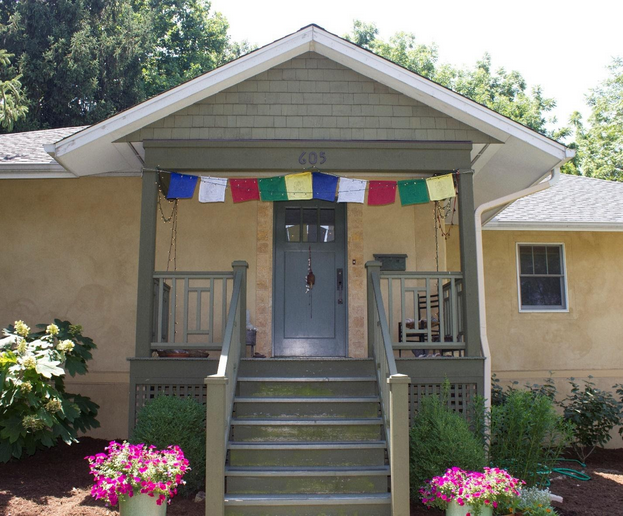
273, 201, 347, 357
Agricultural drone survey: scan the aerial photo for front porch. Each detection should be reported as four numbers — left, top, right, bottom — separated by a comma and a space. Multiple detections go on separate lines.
128, 165, 485, 515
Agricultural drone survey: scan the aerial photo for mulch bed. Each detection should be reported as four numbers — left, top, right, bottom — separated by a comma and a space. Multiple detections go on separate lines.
0, 438, 621, 515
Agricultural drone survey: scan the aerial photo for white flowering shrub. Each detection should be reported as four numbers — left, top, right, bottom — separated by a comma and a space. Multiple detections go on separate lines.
0, 319, 99, 462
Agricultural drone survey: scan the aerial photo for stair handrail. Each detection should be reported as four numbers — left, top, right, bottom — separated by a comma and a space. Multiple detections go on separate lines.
204, 260, 248, 516
366, 261, 412, 516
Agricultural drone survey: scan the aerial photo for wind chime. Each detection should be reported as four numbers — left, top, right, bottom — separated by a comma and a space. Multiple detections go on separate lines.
305, 246, 315, 318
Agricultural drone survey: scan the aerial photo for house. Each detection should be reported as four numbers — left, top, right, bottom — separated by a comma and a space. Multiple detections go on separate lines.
0, 25, 574, 515
448, 174, 623, 404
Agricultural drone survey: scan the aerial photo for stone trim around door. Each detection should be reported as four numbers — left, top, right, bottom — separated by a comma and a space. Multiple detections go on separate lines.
255, 202, 273, 356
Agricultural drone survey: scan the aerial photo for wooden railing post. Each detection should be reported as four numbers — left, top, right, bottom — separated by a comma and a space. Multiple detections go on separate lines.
232, 260, 248, 353
389, 373, 411, 516
205, 376, 228, 516
366, 261, 382, 358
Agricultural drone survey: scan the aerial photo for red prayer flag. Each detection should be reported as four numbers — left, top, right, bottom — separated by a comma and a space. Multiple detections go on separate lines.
230, 178, 260, 203
367, 180, 397, 206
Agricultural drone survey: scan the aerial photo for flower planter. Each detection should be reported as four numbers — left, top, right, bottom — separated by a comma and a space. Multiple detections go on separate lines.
446, 500, 493, 516
119, 493, 167, 516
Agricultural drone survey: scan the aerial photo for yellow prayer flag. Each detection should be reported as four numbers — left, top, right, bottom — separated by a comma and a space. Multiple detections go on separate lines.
426, 174, 456, 201
285, 172, 313, 200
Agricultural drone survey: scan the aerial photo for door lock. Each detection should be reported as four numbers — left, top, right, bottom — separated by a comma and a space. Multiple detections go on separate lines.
337, 268, 344, 304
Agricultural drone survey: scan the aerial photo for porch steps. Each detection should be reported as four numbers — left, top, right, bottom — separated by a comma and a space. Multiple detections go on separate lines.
224, 358, 391, 515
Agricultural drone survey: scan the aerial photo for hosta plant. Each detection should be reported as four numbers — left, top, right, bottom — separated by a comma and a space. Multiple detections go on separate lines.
85, 441, 190, 506
420, 467, 523, 516
0, 319, 99, 462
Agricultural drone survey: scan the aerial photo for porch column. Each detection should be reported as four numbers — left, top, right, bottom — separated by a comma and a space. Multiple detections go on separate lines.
134, 171, 159, 357
457, 169, 482, 357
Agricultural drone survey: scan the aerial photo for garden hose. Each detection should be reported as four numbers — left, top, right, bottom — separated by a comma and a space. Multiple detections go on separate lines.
551, 458, 591, 481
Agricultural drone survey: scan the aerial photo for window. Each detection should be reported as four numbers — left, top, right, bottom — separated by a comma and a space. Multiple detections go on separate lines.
285, 207, 335, 243
517, 244, 567, 311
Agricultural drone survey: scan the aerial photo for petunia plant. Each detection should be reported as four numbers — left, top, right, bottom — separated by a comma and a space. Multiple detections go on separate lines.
0, 319, 99, 462
420, 467, 523, 516
85, 441, 190, 506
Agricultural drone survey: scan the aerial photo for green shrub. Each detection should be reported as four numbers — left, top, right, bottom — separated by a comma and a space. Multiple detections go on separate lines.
490, 390, 571, 487
0, 319, 99, 462
131, 395, 205, 496
559, 378, 623, 462
409, 389, 486, 499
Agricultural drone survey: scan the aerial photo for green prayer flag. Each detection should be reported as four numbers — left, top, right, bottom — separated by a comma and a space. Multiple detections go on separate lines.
397, 179, 430, 205
259, 176, 288, 201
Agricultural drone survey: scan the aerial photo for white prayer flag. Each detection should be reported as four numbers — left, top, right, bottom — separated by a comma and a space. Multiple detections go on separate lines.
337, 178, 367, 203
199, 176, 227, 203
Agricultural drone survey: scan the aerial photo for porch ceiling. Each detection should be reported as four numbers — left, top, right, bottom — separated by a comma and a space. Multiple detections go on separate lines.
41, 24, 573, 210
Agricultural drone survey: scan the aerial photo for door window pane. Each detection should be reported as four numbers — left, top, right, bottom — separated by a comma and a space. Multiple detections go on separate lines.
285, 208, 300, 242
319, 209, 335, 242
302, 208, 318, 243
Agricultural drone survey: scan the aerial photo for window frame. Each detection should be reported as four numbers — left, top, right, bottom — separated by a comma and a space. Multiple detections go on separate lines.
515, 242, 569, 313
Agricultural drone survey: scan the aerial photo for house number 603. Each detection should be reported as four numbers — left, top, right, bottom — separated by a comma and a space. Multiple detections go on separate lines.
298, 151, 326, 166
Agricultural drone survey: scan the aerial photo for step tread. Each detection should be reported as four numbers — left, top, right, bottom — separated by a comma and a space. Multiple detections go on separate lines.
235, 396, 380, 403
225, 466, 390, 476
237, 376, 376, 382
231, 418, 383, 426
228, 441, 387, 450
224, 493, 392, 506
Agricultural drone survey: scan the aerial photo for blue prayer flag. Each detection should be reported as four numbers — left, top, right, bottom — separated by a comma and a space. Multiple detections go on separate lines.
166, 173, 198, 199
312, 172, 338, 202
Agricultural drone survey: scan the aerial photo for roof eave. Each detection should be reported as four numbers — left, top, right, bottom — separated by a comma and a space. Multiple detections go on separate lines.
484, 221, 623, 232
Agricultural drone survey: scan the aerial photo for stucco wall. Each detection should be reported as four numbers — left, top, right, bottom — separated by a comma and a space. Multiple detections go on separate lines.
122, 52, 495, 144
0, 175, 449, 439
447, 227, 623, 395
0, 177, 142, 439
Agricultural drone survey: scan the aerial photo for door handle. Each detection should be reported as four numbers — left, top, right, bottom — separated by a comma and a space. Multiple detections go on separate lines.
337, 268, 344, 304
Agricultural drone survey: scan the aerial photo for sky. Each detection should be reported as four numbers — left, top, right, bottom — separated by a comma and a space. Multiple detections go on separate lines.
210, 0, 623, 133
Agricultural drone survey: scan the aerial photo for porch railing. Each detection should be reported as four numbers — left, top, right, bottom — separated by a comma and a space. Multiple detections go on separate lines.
204, 261, 247, 516
152, 271, 234, 351
380, 270, 465, 354
366, 262, 411, 516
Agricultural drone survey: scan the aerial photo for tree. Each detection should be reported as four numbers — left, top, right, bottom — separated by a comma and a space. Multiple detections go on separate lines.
571, 58, 623, 180
0, 49, 27, 130
135, 0, 231, 98
345, 21, 557, 136
0, 0, 242, 131
0, 0, 151, 130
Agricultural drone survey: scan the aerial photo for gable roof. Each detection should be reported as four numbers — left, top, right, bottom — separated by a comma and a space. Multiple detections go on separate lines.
486, 174, 623, 231
6, 24, 572, 208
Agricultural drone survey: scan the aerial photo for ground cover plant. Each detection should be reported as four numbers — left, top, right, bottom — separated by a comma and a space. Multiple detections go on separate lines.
131, 395, 206, 496
0, 319, 99, 462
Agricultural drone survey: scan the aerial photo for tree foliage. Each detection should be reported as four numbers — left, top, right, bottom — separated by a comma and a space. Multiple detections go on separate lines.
345, 21, 557, 136
0, 49, 27, 130
568, 58, 623, 180
0, 0, 246, 131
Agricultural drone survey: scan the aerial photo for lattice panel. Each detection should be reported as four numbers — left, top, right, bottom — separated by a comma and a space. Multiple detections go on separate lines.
133, 383, 207, 424
408, 382, 478, 426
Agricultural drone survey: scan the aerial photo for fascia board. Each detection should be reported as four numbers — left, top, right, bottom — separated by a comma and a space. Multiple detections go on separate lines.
0, 163, 77, 179
52, 29, 315, 160
484, 222, 623, 232
311, 29, 570, 161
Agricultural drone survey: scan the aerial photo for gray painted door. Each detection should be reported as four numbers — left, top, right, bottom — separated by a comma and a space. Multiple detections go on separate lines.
273, 201, 347, 357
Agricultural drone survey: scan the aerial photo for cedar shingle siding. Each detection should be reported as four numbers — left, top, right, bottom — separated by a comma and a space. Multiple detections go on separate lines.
122, 53, 495, 143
